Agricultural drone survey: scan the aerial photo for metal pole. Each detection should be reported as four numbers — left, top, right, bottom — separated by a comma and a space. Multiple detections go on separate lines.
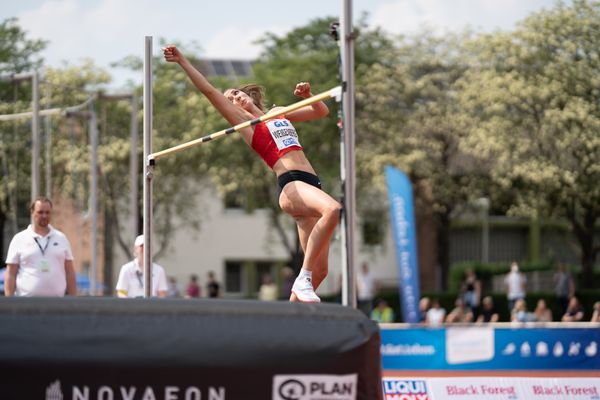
130, 94, 139, 236
31, 71, 40, 201
340, 0, 357, 308
90, 103, 98, 295
44, 115, 52, 197
44, 84, 52, 197
143, 36, 154, 298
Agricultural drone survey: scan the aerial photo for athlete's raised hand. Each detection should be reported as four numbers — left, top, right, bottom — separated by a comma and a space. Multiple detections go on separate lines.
294, 82, 312, 99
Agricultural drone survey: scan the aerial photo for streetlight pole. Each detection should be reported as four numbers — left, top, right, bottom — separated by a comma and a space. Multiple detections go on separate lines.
31, 71, 40, 201
89, 104, 98, 295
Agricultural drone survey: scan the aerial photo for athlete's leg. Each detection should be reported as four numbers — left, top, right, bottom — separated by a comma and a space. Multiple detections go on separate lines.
288, 216, 330, 301
288, 216, 317, 302
280, 181, 340, 301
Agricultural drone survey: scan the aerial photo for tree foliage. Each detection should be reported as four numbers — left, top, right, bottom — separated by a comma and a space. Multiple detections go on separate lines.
0, 17, 48, 255
356, 30, 492, 289
458, 0, 600, 287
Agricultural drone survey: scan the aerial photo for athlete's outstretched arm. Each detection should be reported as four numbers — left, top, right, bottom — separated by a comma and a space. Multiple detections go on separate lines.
163, 45, 251, 126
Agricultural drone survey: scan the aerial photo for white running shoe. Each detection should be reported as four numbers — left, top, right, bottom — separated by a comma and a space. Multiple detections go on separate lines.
291, 275, 321, 303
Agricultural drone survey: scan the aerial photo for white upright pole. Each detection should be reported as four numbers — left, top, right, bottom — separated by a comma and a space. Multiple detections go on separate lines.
143, 36, 154, 298
31, 71, 40, 201
89, 104, 98, 295
340, 0, 357, 308
44, 85, 52, 197
44, 114, 52, 197
130, 94, 139, 236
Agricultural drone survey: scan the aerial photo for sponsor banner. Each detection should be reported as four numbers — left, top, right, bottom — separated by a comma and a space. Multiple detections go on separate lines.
44, 380, 226, 400
381, 326, 600, 370
272, 374, 357, 400
427, 377, 600, 400
383, 377, 600, 400
382, 378, 430, 400
522, 377, 600, 399
428, 377, 520, 400
385, 166, 421, 323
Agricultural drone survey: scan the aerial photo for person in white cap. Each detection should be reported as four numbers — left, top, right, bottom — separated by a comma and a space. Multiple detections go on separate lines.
115, 235, 168, 298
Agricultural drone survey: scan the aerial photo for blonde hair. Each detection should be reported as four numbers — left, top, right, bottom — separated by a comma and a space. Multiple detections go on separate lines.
238, 83, 266, 112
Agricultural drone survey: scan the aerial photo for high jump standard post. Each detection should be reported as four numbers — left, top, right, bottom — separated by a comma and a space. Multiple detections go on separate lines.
143, 36, 153, 298
340, 0, 358, 308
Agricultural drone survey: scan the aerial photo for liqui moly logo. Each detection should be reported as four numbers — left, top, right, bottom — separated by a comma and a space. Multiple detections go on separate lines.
382, 379, 429, 400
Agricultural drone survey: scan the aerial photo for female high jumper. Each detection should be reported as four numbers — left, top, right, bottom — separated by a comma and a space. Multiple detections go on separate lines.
163, 45, 341, 302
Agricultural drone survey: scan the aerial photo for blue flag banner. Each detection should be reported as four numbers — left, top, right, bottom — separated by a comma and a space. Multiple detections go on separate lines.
385, 166, 421, 323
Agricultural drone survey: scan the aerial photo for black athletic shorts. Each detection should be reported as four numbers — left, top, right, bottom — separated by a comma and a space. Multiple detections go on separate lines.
277, 170, 322, 192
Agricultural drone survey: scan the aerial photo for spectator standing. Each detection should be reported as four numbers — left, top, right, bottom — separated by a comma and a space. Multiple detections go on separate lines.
167, 276, 181, 298
476, 296, 500, 323
258, 274, 278, 301
4, 197, 77, 297
425, 299, 446, 327
418, 297, 431, 323
504, 261, 527, 313
357, 262, 376, 316
370, 299, 395, 323
115, 235, 168, 298
185, 274, 201, 298
206, 271, 221, 298
461, 268, 481, 313
533, 298, 553, 322
553, 262, 575, 317
561, 296, 585, 322
591, 301, 600, 323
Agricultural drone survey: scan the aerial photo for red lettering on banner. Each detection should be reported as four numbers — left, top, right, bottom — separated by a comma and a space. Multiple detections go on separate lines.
385, 395, 429, 400
532, 385, 564, 395
564, 386, 599, 396
446, 385, 479, 395
481, 385, 516, 395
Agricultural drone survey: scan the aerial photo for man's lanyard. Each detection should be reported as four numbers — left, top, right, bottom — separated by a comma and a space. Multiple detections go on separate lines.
33, 236, 51, 256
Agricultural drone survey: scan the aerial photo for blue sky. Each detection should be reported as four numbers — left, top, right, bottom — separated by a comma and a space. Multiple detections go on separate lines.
1, 0, 560, 88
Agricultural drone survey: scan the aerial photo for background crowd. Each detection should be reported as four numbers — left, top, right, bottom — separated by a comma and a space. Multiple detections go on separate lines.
361, 261, 599, 325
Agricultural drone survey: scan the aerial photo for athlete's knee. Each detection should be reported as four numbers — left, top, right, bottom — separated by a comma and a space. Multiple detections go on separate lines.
279, 196, 294, 215
322, 202, 342, 226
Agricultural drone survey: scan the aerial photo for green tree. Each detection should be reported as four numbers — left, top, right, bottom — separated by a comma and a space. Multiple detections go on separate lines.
0, 17, 47, 256
458, 0, 600, 288
356, 30, 490, 290
0, 17, 46, 76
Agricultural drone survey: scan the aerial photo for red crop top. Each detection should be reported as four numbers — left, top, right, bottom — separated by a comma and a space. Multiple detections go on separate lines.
251, 118, 303, 168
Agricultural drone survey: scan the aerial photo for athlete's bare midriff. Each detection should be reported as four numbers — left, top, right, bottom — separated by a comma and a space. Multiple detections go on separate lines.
272, 149, 316, 177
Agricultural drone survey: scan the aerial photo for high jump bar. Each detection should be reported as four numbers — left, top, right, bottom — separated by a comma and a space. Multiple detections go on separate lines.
148, 85, 342, 163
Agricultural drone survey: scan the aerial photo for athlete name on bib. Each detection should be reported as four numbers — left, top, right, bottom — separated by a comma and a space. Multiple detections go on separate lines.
266, 119, 301, 151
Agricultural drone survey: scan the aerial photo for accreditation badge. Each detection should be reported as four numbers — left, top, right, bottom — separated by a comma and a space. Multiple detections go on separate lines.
40, 259, 49, 272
